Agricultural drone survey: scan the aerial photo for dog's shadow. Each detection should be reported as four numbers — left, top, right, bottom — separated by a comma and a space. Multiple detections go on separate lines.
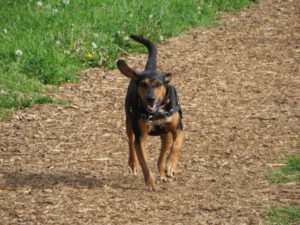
1, 172, 141, 191
1, 172, 105, 189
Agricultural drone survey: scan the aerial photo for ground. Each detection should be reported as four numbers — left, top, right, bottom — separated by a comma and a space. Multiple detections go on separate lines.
0, 0, 299, 224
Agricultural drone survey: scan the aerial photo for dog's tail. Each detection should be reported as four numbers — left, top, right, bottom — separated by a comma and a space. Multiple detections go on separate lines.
130, 35, 157, 72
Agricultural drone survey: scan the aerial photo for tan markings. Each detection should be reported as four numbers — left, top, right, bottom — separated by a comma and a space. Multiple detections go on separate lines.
135, 120, 156, 190
138, 79, 150, 99
164, 111, 180, 132
152, 79, 161, 87
152, 80, 166, 100
137, 79, 167, 102
159, 111, 183, 178
158, 132, 173, 181
143, 111, 183, 180
126, 117, 138, 175
138, 86, 147, 99
166, 129, 183, 177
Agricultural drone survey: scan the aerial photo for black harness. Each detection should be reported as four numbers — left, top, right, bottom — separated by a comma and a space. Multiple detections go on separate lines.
129, 85, 182, 122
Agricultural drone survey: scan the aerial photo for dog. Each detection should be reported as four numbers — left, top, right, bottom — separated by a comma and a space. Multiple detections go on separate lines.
117, 35, 183, 190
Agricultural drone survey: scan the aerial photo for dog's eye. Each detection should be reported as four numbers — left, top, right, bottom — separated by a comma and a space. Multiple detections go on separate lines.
154, 82, 162, 88
139, 82, 147, 88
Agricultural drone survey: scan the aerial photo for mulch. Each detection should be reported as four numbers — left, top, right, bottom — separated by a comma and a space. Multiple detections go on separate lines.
0, 0, 299, 224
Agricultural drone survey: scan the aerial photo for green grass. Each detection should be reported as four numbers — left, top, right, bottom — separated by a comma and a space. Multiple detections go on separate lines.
265, 206, 300, 225
270, 156, 300, 184
0, 0, 256, 117
0, 91, 70, 120
265, 155, 300, 224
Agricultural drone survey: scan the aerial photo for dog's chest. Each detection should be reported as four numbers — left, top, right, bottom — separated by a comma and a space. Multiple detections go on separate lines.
146, 116, 172, 135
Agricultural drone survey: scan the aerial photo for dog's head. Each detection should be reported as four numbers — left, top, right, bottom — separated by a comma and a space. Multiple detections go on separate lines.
117, 35, 172, 113
117, 60, 171, 113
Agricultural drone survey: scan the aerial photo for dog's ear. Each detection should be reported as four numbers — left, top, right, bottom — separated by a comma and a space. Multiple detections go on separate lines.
163, 72, 172, 84
117, 60, 138, 80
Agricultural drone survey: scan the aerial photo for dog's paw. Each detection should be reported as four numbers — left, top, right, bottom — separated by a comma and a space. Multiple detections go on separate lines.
147, 184, 158, 191
128, 165, 137, 175
165, 162, 176, 178
159, 176, 173, 183
145, 174, 157, 191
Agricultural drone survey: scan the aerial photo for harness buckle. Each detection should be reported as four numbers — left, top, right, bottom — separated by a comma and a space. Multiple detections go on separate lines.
148, 115, 153, 122
140, 114, 147, 120
140, 114, 154, 122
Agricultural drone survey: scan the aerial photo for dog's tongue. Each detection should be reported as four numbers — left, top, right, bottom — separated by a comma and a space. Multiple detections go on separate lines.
148, 103, 157, 112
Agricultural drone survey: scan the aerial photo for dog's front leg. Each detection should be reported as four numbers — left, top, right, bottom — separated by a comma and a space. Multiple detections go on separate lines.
166, 129, 184, 178
133, 121, 156, 191
126, 118, 138, 175
134, 138, 156, 190
158, 132, 173, 182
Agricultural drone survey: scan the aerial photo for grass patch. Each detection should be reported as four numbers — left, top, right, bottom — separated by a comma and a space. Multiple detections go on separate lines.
0, 93, 53, 109
0, 0, 256, 114
0, 109, 14, 120
265, 155, 300, 224
0, 92, 69, 120
269, 156, 300, 184
265, 206, 300, 225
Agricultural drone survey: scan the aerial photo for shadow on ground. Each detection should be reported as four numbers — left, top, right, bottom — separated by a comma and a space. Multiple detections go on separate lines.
2, 172, 105, 189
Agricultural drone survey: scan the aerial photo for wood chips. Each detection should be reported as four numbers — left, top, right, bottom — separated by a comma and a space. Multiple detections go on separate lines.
0, 0, 299, 224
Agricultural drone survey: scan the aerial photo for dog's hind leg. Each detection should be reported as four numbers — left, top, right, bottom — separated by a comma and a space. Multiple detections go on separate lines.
126, 118, 138, 175
158, 132, 173, 182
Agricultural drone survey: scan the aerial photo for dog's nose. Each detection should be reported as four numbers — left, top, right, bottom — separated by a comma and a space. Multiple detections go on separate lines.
147, 96, 156, 103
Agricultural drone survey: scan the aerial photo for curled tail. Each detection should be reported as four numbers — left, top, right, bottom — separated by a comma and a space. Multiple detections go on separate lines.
130, 35, 157, 72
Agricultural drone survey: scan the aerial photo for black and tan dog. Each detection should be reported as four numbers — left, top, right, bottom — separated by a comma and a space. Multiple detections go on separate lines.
117, 35, 183, 190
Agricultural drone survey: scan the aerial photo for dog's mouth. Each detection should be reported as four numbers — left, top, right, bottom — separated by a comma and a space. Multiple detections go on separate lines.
146, 102, 158, 113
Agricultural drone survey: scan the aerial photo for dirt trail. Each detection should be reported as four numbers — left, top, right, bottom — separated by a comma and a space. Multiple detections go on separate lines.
1, 0, 299, 224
